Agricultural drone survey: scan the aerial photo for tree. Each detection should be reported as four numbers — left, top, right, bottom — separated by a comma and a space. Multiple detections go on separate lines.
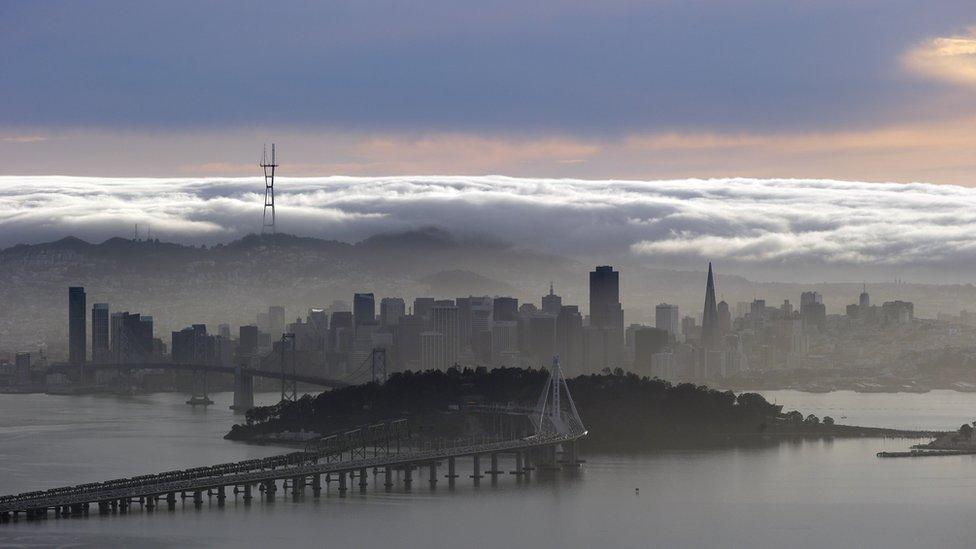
785, 410, 804, 425
805, 414, 820, 425
822, 416, 834, 426
960, 424, 973, 439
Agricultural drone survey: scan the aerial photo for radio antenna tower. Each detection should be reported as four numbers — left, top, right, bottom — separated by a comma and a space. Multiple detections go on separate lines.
260, 144, 278, 234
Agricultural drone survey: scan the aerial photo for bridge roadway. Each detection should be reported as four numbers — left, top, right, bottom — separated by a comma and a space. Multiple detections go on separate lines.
0, 417, 587, 521
47, 361, 349, 388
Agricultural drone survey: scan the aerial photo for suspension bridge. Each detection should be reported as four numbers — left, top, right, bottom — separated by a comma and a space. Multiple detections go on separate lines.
46, 346, 390, 409
1, 357, 587, 523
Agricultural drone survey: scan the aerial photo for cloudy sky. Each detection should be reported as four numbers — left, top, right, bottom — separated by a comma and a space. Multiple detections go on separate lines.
2, 1, 976, 280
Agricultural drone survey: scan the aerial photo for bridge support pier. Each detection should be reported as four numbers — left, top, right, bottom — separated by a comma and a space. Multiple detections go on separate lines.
446, 456, 458, 488
119, 499, 128, 514
231, 366, 255, 412
384, 466, 394, 490
146, 496, 156, 511
217, 486, 226, 506
488, 453, 501, 485
511, 451, 525, 479
338, 472, 347, 494
192, 491, 202, 508
471, 455, 482, 486
428, 462, 438, 488
359, 467, 368, 492
403, 466, 413, 489
166, 492, 176, 510
242, 483, 253, 504
312, 474, 322, 497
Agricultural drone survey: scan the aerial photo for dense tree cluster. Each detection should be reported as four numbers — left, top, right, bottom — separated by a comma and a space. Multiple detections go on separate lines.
229, 367, 784, 450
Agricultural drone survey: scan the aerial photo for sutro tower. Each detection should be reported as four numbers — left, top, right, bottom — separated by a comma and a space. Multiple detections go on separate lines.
260, 144, 278, 234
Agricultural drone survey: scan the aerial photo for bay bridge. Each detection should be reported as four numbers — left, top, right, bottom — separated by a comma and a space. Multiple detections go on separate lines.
1, 358, 587, 523
46, 346, 390, 409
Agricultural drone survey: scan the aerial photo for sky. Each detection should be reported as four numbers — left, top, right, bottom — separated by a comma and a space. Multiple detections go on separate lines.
3, 1, 976, 280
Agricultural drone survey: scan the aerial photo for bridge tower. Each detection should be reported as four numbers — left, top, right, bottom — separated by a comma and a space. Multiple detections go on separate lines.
280, 333, 298, 402
231, 364, 254, 411
186, 367, 213, 406
533, 356, 585, 437
371, 348, 387, 384
261, 144, 278, 234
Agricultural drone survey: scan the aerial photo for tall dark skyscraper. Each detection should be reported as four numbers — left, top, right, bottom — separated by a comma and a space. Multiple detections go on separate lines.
91, 303, 109, 362
354, 293, 376, 328
589, 266, 624, 368
589, 266, 621, 330
68, 286, 87, 364
701, 263, 719, 350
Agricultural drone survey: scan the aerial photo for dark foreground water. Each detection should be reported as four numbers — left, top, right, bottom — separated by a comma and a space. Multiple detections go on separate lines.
2, 391, 976, 548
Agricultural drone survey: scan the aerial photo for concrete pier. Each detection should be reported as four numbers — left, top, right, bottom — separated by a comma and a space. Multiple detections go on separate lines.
312, 474, 322, 497
338, 471, 347, 494
359, 467, 368, 492
488, 453, 502, 484
403, 466, 413, 489
428, 462, 438, 488
446, 456, 458, 488
511, 451, 525, 479
471, 455, 482, 486
384, 466, 394, 490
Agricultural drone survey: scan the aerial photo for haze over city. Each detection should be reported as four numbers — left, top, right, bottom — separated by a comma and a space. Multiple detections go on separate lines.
4, 2, 976, 548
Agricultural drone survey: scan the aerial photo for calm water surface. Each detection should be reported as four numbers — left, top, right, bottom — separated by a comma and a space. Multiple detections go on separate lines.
1, 390, 976, 548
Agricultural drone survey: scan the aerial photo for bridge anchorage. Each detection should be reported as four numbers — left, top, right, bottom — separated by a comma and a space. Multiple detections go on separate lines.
0, 356, 586, 523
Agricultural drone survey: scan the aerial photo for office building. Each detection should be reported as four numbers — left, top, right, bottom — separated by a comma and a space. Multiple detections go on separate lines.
92, 302, 109, 362
380, 297, 406, 327
354, 293, 376, 328
68, 286, 86, 364
655, 303, 680, 339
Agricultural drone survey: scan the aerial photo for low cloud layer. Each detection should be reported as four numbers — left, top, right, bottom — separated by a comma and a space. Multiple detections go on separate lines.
4, 176, 976, 282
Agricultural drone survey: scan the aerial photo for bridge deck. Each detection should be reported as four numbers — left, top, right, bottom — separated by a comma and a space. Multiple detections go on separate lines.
0, 422, 585, 515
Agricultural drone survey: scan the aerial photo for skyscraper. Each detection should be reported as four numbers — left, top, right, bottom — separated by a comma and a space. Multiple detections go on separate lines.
589, 266, 620, 329
354, 293, 376, 328
859, 285, 870, 309
541, 283, 562, 316
701, 263, 719, 350
655, 303, 680, 339
556, 305, 584, 374
432, 304, 459, 369
413, 297, 435, 320
68, 286, 86, 364
92, 303, 109, 362
268, 306, 286, 340
717, 300, 732, 337
380, 297, 406, 326
589, 266, 624, 367
492, 297, 518, 322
